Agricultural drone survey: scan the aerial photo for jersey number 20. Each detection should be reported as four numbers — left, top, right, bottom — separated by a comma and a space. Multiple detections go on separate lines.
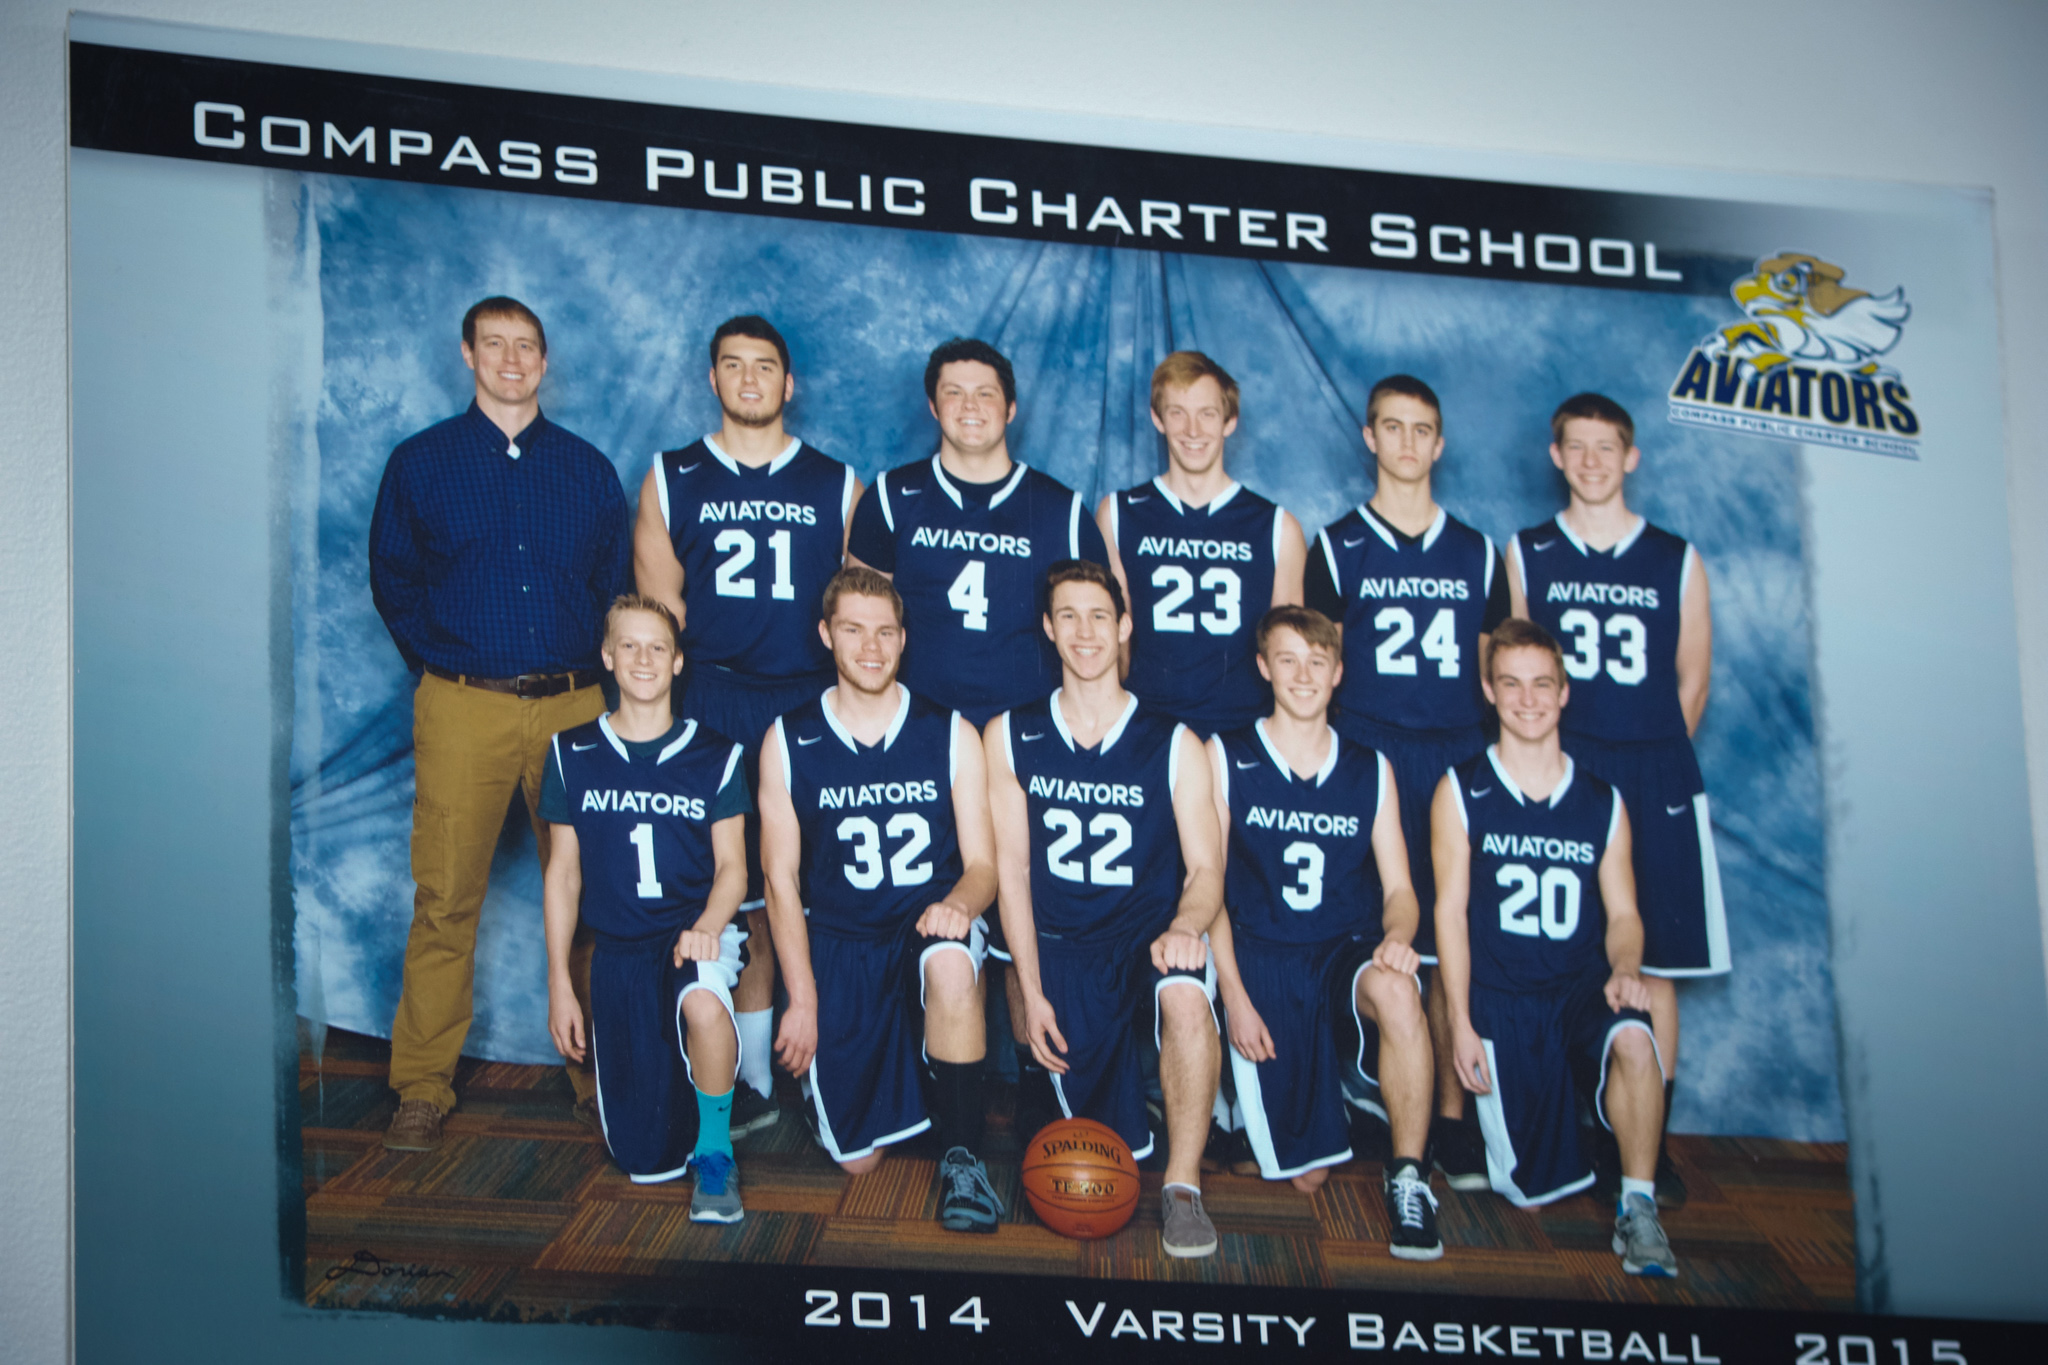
1496, 863, 1581, 940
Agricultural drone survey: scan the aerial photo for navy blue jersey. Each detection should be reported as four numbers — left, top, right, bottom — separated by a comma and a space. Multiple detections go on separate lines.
1110, 479, 1283, 730
1511, 516, 1694, 743
655, 437, 855, 681
848, 456, 1106, 722
775, 686, 966, 941
1450, 749, 1622, 994
1216, 722, 1387, 946
1308, 505, 1505, 733
1004, 692, 1186, 944
546, 716, 747, 939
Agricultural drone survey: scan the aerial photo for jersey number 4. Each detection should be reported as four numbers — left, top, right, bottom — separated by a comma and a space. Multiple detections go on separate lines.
948, 560, 990, 631
1496, 863, 1581, 940
1042, 809, 1134, 886
713, 528, 797, 601
1152, 565, 1242, 635
837, 813, 934, 889
1556, 608, 1647, 685
1373, 606, 1460, 677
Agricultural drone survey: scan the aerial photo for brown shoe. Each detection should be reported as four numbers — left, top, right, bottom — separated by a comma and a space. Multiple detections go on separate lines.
571, 1095, 600, 1130
384, 1098, 446, 1151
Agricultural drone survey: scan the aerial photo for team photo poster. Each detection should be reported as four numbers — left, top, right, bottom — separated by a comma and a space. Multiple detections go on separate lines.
67, 25, 2047, 1364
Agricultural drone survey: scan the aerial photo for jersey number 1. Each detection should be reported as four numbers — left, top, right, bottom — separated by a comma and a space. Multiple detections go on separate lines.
713, 528, 796, 601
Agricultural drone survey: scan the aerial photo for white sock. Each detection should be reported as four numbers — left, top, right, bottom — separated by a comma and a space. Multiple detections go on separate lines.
737, 1009, 774, 1097
1620, 1176, 1655, 1209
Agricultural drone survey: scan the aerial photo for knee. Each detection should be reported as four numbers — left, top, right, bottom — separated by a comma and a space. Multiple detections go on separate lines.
1361, 969, 1424, 1035
1158, 986, 1217, 1048
1611, 1026, 1656, 1073
922, 950, 979, 1010
682, 992, 731, 1035
840, 1152, 883, 1177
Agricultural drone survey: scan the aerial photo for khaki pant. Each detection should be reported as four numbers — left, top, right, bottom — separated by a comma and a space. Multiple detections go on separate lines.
388, 671, 606, 1111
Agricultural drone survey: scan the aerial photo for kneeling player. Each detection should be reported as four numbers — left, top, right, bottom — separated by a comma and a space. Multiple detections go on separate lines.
989, 560, 1226, 1259
1209, 606, 1440, 1259
759, 567, 1005, 1231
1432, 619, 1677, 1276
542, 595, 752, 1222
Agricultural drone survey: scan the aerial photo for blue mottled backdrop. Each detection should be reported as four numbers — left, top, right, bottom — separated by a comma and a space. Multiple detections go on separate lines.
289, 175, 1841, 1140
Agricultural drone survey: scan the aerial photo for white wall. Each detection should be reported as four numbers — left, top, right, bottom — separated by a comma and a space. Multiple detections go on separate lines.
7, 2, 2047, 1358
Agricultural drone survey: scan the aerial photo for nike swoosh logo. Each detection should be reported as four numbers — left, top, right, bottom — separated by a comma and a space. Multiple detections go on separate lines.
1235, 760, 1260, 769
1343, 536, 1368, 548
1531, 539, 1557, 551
571, 741, 599, 751
1128, 494, 1150, 504
1020, 731, 1045, 742
676, 462, 701, 474
1468, 787, 1491, 798
1666, 803, 1690, 816
900, 487, 922, 496
797, 735, 824, 746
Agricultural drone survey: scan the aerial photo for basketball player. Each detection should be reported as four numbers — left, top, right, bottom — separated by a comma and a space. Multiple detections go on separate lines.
1098, 351, 1308, 734
1208, 606, 1441, 1259
758, 568, 1006, 1233
1431, 619, 1676, 1276
987, 560, 1226, 1259
635, 315, 860, 1135
1505, 393, 1714, 1206
540, 595, 752, 1223
1303, 375, 1509, 1189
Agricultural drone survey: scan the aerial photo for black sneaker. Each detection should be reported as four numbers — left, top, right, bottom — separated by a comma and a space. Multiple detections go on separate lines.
1201, 1123, 1262, 1177
1429, 1116, 1488, 1192
937, 1147, 1004, 1233
1383, 1160, 1443, 1261
731, 1085, 780, 1140
1654, 1144, 1689, 1210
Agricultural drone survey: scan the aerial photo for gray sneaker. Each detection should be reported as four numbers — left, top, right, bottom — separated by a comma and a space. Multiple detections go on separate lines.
937, 1147, 1004, 1233
690, 1151, 745, 1224
1161, 1183, 1218, 1259
1613, 1191, 1677, 1277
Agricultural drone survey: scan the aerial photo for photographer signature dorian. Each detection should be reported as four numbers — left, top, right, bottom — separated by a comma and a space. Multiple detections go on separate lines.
323, 1249, 456, 1283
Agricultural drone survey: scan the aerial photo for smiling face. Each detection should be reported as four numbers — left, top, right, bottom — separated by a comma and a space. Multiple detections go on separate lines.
1363, 392, 1443, 488
1549, 415, 1640, 508
1044, 578, 1130, 685
1483, 643, 1569, 746
462, 312, 547, 409
1256, 625, 1342, 725
929, 359, 1015, 459
820, 590, 905, 698
602, 608, 685, 706
710, 333, 792, 429
1150, 375, 1239, 479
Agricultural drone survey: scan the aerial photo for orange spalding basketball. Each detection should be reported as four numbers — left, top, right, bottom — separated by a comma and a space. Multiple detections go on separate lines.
1020, 1118, 1140, 1239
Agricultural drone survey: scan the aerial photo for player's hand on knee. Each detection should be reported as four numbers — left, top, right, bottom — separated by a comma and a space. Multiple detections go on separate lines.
1024, 995, 1069, 1073
1370, 937, 1421, 978
776, 1003, 817, 1075
1226, 999, 1276, 1063
548, 993, 587, 1064
1453, 1022, 1491, 1095
673, 928, 722, 965
1605, 969, 1652, 1013
915, 899, 973, 941
1149, 926, 1208, 974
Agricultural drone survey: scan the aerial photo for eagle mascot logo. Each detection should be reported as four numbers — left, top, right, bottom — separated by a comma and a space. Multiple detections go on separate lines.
1703, 253, 1911, 375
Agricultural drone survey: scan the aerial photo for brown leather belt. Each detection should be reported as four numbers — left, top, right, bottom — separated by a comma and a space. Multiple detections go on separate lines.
424, 664, 602, 698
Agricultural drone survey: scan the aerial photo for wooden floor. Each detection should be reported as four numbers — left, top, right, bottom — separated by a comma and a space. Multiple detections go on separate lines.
298, 1028, 1856, 1327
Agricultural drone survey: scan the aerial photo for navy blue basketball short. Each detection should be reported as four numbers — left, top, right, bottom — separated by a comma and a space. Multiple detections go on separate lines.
589, 922, 747, 1183
1564, 731, 1728, 977
1468, 962, 1658, 1207
1327, 711, 1485, 961
1038, 932, 1217, 1161
1229, 932, 1402, 1181
804, 918, 988, 1164
679, 663, 832, 910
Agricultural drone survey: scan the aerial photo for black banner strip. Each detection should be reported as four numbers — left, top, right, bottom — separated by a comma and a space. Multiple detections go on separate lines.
70, 41, 1741, 293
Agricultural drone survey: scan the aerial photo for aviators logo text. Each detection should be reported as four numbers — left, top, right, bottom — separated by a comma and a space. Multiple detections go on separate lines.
1667, 253, 1920, 459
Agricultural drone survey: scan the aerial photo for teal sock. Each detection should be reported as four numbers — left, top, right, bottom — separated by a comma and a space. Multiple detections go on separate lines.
694, 1087, 734, 1159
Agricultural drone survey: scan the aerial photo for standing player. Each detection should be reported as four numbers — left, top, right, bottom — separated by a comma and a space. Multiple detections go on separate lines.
1208, 606, 1440, 1259
758, 567, 1005, 1232
540, 596, 752, 1222
1505, 392, 1715, 1205
847, 337, 1108, 727
1432, 620, 1676, 1276
1304, 375, 1508, 1188
1098, 351, 1308, 734
369, 297, 630, 1149
988, 561, 1226, 1259
635, 315, 859, 1133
